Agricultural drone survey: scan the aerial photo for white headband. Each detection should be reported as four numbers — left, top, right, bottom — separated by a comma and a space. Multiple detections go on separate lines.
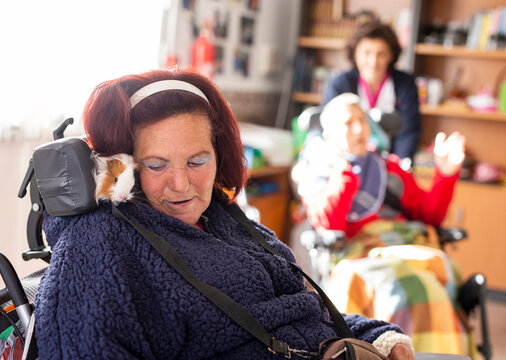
129, 80, 210, 109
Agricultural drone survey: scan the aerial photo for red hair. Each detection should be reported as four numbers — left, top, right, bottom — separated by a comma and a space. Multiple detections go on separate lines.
83, 68, 247, 199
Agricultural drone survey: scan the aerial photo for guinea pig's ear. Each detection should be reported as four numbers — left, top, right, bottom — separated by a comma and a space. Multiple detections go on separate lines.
122, 154, 140, 170
91, 152, 108, 174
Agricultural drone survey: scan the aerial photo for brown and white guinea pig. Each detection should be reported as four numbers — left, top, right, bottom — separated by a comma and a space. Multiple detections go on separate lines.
92, 153, 138, 205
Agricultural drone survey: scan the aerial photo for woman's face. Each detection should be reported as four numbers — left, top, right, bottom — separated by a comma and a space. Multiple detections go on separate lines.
324, 103, 370, 157
134, 113, 217, 227
354, 37, 392, 84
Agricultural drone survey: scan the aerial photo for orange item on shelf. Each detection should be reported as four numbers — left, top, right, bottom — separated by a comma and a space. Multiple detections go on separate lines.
191, 26, 215, 79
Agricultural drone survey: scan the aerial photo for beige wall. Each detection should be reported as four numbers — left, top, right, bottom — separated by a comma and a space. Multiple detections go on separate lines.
0, 138, 52, 289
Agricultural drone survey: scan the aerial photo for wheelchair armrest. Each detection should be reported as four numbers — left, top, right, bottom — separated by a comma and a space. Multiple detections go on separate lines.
437, 227, 468, 248
22, 248, 52, 262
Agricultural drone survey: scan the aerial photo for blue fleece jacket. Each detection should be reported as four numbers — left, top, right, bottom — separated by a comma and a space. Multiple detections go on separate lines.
34, 198, 401, 359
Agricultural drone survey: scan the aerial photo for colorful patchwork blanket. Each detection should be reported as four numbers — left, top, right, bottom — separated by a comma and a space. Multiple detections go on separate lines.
324, 220, 478, 358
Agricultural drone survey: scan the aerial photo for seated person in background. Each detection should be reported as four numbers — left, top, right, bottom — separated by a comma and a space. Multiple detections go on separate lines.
292, 93, 474, 356
34, 68, 414, 359
294, 92, 464, 239
323, 20, 421, 162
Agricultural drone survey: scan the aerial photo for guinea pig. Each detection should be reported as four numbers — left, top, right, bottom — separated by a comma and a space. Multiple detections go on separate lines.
92, 153, 138, 205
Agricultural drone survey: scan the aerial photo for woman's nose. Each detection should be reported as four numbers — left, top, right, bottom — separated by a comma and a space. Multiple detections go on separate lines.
352, 121, 362, 134
167, 168, 190, 192
367, 53, 379, 66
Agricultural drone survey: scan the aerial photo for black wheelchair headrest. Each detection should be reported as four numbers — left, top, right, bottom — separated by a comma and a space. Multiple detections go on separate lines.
17, 120, 98, 263
297, 105, 402, 139
31, 137, 97, 216
19, 136, 97, 218
368, 109, 403, 139
297, 106, 323, 133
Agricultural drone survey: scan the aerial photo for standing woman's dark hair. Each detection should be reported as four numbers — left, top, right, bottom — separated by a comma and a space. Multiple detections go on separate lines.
83, 67, 247, 200
346, 20, 402, 71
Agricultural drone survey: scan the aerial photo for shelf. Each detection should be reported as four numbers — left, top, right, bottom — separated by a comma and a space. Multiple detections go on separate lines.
415, 173, 506, 189
415, 43, 506, 60
291, 92, 322, 104
290, 99, 506, 122
297, 36, 347, 50
249, 165, 291, 178
420, 104, 506, 123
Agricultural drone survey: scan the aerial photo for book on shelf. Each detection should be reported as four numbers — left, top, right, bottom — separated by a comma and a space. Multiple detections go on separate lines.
466, 6, 506, 50
305, 0, 357, 38
466, 11, 484, 49
478, 13, 491, 49
499, 6, 506, 35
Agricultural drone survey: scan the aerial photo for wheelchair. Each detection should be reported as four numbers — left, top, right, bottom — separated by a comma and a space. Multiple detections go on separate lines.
0, 118, 88, 359
290, 106, 492, 360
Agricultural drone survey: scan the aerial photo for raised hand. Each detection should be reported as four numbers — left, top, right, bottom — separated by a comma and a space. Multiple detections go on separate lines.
433, 131, 465, 177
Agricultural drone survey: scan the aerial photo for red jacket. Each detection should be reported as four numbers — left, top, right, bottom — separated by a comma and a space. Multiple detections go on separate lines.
301, 153, 459, 238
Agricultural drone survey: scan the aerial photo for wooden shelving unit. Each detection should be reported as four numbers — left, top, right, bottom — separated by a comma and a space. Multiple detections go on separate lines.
297, 36, 347, 50
289, 101, 506, 121
415, 43, 506, 60
291, 91, 323, 104
290, 35, 348, 112
414, 0, 506, 292
420, 104, 506, 123
249, 165, 290, 178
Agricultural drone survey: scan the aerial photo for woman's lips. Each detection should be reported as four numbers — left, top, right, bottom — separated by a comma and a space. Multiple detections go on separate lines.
171, 199, 190, 204
165, 196, 195, 208
354, 138, 366, 146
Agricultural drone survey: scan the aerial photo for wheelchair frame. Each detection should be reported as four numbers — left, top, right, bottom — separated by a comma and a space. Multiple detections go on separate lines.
0, 118, 75, 359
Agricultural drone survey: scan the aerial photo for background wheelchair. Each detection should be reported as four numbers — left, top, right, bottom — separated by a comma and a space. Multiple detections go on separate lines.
290, 106, 491, 360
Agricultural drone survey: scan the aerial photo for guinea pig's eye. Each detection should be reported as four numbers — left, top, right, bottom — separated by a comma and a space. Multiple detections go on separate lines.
114, 177, 118, 183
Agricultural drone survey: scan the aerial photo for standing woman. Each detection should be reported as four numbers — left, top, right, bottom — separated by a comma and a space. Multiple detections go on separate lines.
323, 20, 421, 162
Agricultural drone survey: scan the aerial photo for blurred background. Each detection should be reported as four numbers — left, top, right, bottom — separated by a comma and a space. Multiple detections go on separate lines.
1, 0, 505, 358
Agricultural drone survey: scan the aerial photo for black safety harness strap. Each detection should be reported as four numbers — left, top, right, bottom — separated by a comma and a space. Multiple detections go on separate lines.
112, 196, 353, 358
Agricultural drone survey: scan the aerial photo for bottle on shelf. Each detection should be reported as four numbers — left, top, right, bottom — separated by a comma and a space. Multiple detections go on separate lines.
191, 20, 215, 79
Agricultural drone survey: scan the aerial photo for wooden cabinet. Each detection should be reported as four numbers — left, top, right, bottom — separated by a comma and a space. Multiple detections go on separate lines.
417, 177, 506, 292
444, 182, 506, 292
413, 0, 506, 291
247, 166, 292, 244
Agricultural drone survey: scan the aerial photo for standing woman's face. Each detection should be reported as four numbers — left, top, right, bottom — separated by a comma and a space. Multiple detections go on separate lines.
134, 113, 217, 227
354, 37, 393, 85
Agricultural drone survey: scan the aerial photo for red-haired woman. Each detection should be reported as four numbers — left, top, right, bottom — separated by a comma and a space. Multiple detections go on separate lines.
34, 67, 414, 359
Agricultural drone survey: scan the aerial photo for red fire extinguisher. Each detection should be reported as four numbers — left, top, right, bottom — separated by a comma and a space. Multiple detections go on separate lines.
191, 23, 215, 79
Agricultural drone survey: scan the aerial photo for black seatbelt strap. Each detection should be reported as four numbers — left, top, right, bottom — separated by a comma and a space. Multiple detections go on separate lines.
112, 199, 354, 356
111, 205, 291, 356
217, 196, 354, 339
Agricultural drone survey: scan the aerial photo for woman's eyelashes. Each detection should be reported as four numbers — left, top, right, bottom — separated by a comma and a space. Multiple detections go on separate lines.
138, 160, 169, 172
188, 155, 212, 168
140, 155, 212, 172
